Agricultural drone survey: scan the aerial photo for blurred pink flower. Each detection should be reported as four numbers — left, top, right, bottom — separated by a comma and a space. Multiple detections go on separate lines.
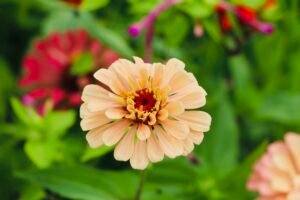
80, 57, 211, 170
19, 29, 120, 113
247, 132, 300, 200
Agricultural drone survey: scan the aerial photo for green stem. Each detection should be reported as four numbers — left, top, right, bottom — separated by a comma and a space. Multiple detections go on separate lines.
134, 170, 147, 200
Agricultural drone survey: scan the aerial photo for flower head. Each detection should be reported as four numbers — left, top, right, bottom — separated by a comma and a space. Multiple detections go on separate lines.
80, 57, 211, 170
19, 29, 119, 113
247, 132, 300, 200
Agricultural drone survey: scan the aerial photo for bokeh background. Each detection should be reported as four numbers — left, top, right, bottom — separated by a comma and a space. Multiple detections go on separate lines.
0, 0, 299, 199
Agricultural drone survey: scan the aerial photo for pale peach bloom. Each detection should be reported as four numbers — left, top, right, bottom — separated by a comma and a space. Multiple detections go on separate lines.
247, 132, 300, 200
80, 57, 211, 170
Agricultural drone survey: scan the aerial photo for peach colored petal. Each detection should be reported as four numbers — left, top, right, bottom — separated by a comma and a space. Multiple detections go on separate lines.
161, 119, 189, 140
147, 134, 164, 163
81, 84, 109, 102
178, 88, 207, 109
152, 63, 164, 87
93, 68, 110, 85
189, 131, 204, 145
105, 108, 127, 119
86, 124, 112, 148
161, 58, 185, 87
114, 125, 136, 161
268, 142, 297, 176
157, 109, 168, 121
80, 112, 112, 131
285, 133, 300, 172
169, 71, 196, 94
182, 137, 194, 155
177, 111, 211, 132
102, 120, 131, 146
164, 101, 184, 116
287, 191, 300, 200
155, 125, 183, 158
270, 172, 293, 193
130, 140, 149, 170
137, 123, 151, 140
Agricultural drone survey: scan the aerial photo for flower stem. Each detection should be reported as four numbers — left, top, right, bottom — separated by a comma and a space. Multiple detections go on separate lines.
134, 170, 147, 200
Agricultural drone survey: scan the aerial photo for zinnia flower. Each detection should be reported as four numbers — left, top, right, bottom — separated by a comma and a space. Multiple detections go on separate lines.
247, 132, 300, 200
80, 57, 211, 170
19, 29, 119, 113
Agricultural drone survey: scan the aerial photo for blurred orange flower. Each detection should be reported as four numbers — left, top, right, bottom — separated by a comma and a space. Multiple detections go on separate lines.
80, 57, 211, 170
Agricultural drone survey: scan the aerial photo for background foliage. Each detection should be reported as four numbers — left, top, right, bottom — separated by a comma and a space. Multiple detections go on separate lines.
0, 0, 299, 199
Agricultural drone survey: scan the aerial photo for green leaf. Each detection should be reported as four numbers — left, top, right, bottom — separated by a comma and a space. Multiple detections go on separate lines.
20, 184, 45, 200
198, 83, 239, 177
70, 52, 94, 75
10, 97, 32, 127
43, 110, 76, 138
43, 12, 134, 57
16, 166, 138, 200
159, 14, 190, 47
202, 18, 222, 42
80, 0, 110, 11
229, 55, 261, 113
219, 142, 267, 199
258, 93, 300, 125
24, 139, 61, 168
81, 146, 113, 162
179, 0, 214, 18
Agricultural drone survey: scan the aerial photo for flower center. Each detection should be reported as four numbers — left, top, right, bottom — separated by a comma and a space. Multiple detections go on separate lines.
134, 89, 156, 112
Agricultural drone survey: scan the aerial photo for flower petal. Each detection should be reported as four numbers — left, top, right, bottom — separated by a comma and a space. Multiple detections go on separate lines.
177, 111, 211, 132
137, 123, 151, 140
80, 112, 111, 131
285, 133, 300, 172
130, 140, 149, 170
164, 101, 184, 116
161, 119, 189, 140
102, 120, 131, 146
86, 124, 111, 148
147, 134, 164, 162
114, 125, 136, 161
155, 125, 183, 158
105, 108, 127, 119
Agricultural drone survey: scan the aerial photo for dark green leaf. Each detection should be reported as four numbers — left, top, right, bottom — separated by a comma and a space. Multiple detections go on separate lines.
16, 166, 138, 200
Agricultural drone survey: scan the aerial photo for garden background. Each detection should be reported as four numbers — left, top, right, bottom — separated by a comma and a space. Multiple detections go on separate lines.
0, 0, 299, 199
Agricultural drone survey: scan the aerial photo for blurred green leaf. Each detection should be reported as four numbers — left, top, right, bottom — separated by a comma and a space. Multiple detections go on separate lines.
81, 146, 112, 162
160, 14, 190, 47
202, 18, 222, 42
80, 0, 110, 11
219, 141, 267, 200
20, 184, 45, 200
70, 52, 94, 75
16, 166, 138, 200
198, 83, 239, 177
24, 139, 61, 168
179, 0, 214, 18
258, 93, 300, 125
43, 12, 134, 57
229, 54, 261, 113
10, 97, 32, 127
44, 110, 76, 138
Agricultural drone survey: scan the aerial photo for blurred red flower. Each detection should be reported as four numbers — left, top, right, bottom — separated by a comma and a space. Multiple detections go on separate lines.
216, 1, 275, 34
60, 0, 83, 7
19, 29, 120, 114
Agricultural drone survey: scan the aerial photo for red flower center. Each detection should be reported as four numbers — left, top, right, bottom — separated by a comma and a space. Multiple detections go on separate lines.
134, 89, 156, 112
